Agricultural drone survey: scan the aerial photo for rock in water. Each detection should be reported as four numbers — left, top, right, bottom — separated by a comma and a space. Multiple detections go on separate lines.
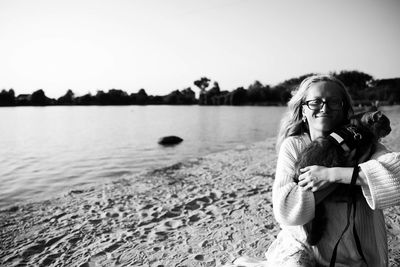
158, 136, 183, 146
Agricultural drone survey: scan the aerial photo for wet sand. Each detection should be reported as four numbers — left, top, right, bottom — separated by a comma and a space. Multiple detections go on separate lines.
1, 139, 400, 266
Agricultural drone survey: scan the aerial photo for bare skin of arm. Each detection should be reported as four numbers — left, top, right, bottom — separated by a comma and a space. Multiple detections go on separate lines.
299, 166, 367, 204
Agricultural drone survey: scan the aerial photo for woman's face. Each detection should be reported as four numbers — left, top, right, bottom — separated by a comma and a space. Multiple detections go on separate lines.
302, 81, 345, 139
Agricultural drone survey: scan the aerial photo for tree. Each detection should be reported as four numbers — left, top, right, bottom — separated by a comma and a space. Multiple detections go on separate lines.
229, 87, 247, 105
247, 81, 265, 103
75, 93, 95, 105
136, 89, 148, 105
0, 89, 15, 106
366, 78, 400, 105
57, 89, 74, 105
31, 89, 50, 105
270, 85, 291, 104
164, 90, 182, 105
194, 77, 211, 97
276, 74, 314, 92
200, 81, 220, 105
95, 90, 108, 105
107, 89, 130, 105
332, 70, 373, 100
180, 87, 197, 104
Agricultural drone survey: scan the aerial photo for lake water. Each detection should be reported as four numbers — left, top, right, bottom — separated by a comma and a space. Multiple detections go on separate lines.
0, 105, 286, 209
2, 105, 400, 210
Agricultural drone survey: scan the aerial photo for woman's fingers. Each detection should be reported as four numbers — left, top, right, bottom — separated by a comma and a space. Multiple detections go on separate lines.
298, 176, 314, 187
298, 178, 308, 186
300, 167, 310, 173
299, 168, 315, 181
299, 181, 314, 191
298, 172, 306, 181
311, 186, 319, 192
298, 167, 327, 191
298, 171, 322, 191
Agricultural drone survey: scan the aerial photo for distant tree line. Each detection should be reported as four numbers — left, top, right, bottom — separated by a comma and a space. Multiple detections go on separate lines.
194, 71, 400, 106
0, 88, 197, 106
1, 70, 399, 106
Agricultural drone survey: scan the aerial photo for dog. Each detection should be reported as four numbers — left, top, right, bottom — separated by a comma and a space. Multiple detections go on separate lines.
294, 110, 391, 245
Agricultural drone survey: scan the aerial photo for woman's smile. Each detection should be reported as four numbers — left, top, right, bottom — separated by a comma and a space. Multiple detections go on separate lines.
302, 81, 345, 140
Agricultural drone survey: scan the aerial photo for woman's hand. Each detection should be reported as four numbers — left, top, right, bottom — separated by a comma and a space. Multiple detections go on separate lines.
298, 165, 334, 192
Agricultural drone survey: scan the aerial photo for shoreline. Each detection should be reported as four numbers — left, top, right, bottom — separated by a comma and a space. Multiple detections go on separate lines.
1, 139, 400, 266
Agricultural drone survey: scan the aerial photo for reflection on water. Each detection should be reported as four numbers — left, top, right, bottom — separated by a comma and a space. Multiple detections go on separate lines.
0, 105, 285, 208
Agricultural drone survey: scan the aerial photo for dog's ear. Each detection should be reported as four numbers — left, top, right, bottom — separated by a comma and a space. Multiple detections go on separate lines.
364, 110, 382, 125
371, 111, 383, 122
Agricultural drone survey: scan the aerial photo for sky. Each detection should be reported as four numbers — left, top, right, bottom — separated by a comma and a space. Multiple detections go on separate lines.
0, 0, 399, 98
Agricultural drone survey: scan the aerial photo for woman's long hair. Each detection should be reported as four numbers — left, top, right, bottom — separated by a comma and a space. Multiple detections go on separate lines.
276, 74, 354, 151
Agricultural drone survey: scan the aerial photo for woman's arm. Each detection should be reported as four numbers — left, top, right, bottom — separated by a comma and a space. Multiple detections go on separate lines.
358, 143, 400, 209
272, 136, 316, 226
323, 143, 400, 209
299, 143, 400, 210
298, 166, 364, 190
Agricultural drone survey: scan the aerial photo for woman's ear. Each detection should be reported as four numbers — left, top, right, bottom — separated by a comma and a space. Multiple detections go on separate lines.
301, 110, 307, 122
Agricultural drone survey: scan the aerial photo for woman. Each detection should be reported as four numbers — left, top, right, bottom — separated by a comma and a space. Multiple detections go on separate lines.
230, 74, 400, 267
265, 74, 400, 266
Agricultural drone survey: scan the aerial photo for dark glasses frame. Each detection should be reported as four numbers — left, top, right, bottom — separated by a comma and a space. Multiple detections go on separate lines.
302, 98, 344, 111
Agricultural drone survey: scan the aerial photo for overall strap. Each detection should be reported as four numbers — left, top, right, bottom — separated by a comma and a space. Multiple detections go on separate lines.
352, 184, 368, 263
329, 165, 367, 267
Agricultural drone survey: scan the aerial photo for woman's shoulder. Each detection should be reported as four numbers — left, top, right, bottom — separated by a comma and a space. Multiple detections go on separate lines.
283, 134, 309, 146
281, 134, 310, 152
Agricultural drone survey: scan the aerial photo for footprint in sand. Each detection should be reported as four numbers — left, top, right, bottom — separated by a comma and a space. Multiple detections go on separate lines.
140, 203, 154, 210
192, 254, 216, 265
194, 254, 205, 261
159, 210, 181, 220
199, 239, 213, 249
188, 214, 201, 224
45, 233, 68, 248
153, 246, 162, 252
104, 241, 122, 253
164, 219, 183, 229
88, 219, 102, 225
184, 196, 213, 211
148, 230, 169, 242
229, 192, 238, 197
21, 243, 46, 257
39, 253, 61, 266
246, 187, 263, 196
185, 200, 201, 210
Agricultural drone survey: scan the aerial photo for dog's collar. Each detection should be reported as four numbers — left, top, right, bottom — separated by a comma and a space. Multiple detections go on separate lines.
329, 132, 351, 152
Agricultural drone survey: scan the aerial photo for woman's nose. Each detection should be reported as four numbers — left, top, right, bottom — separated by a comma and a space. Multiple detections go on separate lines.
320, 102, 330, 112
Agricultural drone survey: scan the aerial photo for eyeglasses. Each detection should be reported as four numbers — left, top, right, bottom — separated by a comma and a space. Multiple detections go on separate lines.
303, 98, 343, 111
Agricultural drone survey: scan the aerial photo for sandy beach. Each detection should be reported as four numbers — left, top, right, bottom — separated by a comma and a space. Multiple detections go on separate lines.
1, 137, 400, 267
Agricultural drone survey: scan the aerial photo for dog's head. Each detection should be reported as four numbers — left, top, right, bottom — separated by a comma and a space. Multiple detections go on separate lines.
357, 110, 391, 139
328, 110, 391, 155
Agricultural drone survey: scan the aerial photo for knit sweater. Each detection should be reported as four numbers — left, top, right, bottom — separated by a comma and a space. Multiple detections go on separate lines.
272, 134, 400, 266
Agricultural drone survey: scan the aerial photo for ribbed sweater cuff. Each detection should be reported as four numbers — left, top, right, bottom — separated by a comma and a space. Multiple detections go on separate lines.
360, 160, 398, 210
274, 183, 315, 226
